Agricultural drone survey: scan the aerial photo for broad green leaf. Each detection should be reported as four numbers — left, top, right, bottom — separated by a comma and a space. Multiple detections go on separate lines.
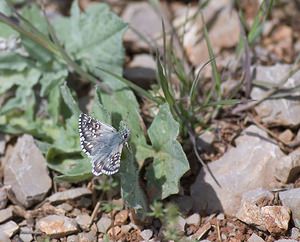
54, 1, 127, 76
47, 153, 92, 183
0, 67, 40, 94
146, 103, 190, 200
0, 52, 29, 71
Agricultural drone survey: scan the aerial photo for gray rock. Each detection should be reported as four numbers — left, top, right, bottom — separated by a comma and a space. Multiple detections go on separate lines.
185, 213, 200, 226
291, 227, 300, 240
56, 203, 73, 212
47, 187, 91, 204
140, 229, 153, 241
173, 0, 239, 66
251, 64, 300, 126
67, 235, 79, 242
191, 125, 284, 216
0, 231, 10, 242
247, 233, 265, 242
0, 207, 13, 223
279, 188, 300, 228
3, 135, 52, 208
0, 221, 19, 238
275, 148, 300, 183
78, 231, 97, 242
19, 232, 33, 242
122, 2, 169, 51
198, 131, 215, 153
36, 215, 78, 238
19, 227, 33, 242
75, 214, 91, 231
0, 187, 8, 209
124, 54, 156, 89
97, 216, 112, 233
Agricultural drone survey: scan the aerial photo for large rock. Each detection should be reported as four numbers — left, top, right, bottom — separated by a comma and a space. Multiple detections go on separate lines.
3, 135, 52, 208
47, 187, 91, 204
191, 125, 284, 216
173, 0, 239, 66
279, 188, 300, 228
251, 64, 300, 126
122, 2, 169, 51
36, 215, 78, 238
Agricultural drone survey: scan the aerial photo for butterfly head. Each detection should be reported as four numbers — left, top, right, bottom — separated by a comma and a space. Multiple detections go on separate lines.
119, 120, 130, 143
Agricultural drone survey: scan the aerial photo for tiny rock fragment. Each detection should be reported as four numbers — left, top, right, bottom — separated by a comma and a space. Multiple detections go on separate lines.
186, 213, 201, 227
247, 233, 265, 242
278, 129, 294, 143
75, 214, 91, 231
3, 135, 52, 208
0, 207, 13, 223
140, 229, 153, 241
97, 216, 112, 233
291, 227, 300, 240
0, 220, 19, 238
115, 210, 129, 225
36, 215, 78, 238
47, 187, 91, 204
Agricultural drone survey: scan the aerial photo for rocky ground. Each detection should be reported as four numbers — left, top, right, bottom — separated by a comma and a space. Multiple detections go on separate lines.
1, 0, 300, 241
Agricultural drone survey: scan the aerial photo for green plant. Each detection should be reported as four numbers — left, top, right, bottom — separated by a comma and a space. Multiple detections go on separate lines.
0, 0, 190, 220
149, 201, 188, 241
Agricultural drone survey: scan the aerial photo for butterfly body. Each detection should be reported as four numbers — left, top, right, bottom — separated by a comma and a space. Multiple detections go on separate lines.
78, 113, 130, 176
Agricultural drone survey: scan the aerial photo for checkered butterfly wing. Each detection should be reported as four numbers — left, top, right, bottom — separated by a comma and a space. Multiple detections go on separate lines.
92, 144, 123, 176
78, 113, 116, 157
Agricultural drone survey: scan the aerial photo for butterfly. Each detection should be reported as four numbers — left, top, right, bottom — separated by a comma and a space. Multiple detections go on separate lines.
78, 113, 130, 176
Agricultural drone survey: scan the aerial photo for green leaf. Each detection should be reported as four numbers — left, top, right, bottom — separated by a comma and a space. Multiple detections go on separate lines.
54, 1, 127, 75
146, 103, 190, 200
47, 151, 92, 183
0, 52, 29, 71
60, 82, 80, 117
0, 67, 40, 94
